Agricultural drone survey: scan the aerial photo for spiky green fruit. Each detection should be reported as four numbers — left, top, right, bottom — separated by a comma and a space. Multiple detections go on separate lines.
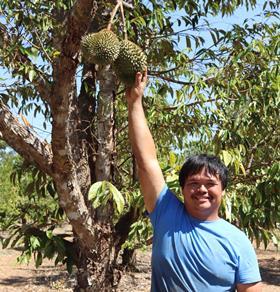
113, 40, 147, 86
81, 29, 120, 65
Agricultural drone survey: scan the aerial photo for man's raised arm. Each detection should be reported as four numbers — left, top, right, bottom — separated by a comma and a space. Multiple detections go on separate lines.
126, 71, 165, 213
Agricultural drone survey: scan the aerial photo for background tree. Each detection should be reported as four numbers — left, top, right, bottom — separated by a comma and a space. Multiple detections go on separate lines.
0, 0, 279, 290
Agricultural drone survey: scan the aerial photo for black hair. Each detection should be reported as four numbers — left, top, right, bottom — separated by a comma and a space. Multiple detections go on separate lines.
179, 154, 229, 190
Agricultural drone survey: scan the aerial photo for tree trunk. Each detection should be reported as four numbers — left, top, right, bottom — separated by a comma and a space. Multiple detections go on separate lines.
0, 1, 131, 290
122, 248, 137, 269
72, 65, 120, 291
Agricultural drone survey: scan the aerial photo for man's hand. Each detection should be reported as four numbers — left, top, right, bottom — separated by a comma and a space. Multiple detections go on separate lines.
125, 70, 148, 103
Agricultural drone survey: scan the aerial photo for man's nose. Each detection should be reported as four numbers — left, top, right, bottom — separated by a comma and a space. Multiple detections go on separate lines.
197, 184, 208, 192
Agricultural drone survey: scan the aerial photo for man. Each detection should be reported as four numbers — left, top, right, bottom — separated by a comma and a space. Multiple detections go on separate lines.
125, 70, 262, 292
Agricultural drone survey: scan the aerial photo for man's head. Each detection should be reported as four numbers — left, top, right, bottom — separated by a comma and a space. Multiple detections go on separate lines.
179, 154, 229, 221
179, 154, 229, 190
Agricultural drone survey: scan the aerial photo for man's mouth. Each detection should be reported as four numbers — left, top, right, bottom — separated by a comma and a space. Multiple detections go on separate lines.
192, 195, 212, 202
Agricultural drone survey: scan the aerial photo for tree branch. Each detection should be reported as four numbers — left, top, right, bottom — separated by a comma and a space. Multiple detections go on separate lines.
51, 0, 98, 172
150, 74, 194, 85
49, 0, 99, 248
59, 0, 98, 60
0, 101, 53, 176
122, 1, 134, 9
149, 66, 183, 75
245, 128, 277, 174
163, 98, 218, 110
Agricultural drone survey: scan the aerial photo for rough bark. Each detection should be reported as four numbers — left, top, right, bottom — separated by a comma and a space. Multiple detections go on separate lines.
69, 65, 120, 291
0, 101, 53, 176
77, 64, 98, 191
95, 65, 117, 181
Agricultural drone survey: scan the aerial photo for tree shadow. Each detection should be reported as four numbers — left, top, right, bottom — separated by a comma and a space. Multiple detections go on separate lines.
0, 268, 73, 288
259, 257, 280, 286
0, 276, 29, 286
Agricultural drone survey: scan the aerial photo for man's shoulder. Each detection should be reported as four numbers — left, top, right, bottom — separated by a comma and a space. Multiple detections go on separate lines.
154, 185, 183, 207
148, 186, 184, 226
218, 218, 242, 230
215, 219, 252, 244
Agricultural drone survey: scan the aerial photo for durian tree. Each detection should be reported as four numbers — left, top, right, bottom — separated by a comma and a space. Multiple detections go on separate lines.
0, 0, 279, 290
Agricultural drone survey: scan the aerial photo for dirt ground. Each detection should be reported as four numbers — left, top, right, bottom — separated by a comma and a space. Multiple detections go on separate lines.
0, 244, 279, 292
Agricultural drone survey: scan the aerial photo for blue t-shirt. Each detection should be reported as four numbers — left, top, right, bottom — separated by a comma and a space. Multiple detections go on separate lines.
149, 186, 261, 292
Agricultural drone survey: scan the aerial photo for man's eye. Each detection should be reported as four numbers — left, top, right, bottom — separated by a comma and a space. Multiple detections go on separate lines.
189, 183, 198, 187
206, 183, 216, 188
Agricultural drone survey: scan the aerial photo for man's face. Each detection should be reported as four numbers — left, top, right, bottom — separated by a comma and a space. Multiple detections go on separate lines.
182, 167, 224, 221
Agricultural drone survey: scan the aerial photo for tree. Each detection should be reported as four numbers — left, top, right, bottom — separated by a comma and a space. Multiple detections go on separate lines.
0, 0, 279, 290
0, 145, 19, 227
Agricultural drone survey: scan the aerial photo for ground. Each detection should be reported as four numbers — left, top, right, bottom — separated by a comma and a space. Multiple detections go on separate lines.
0, 243, 279, 292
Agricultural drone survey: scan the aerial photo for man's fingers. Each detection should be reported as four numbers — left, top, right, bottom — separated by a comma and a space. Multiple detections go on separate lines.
142, 68, 148, 83
125, 88, 130, 96
126, 70, 148, 94
135, 68, 148, 86
135, 72, 142, 87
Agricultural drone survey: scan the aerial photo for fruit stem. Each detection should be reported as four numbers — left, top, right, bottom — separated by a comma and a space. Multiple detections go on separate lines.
119, 0, 127, 41
107, 1, 122, 30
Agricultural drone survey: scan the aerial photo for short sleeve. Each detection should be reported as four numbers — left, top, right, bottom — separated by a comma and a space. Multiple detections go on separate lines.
148, 185, 180, 230
236, 236, 262, 284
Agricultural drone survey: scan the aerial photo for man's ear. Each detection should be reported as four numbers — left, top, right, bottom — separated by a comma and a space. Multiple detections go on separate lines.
221, 190, 225, 197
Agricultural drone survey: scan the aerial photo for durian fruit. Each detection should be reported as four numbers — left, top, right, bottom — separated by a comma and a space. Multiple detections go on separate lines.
81, 29, 120, 65
113, 40, 147, 86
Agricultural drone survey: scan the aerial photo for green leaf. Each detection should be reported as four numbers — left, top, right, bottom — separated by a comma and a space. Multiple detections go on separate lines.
54, 237, 66, 255
221, 150, 232, 166
28, 69, 36, 82
44, 241, 55, 259
46, 230, 53, 239
55, 254, 62, 266
169, 152, 177, 167
108, 182, 124, 214
185, 36, 192, 48
88, 181, 103, 200
88, 181, 106, 209
88, 181, 124, 214
269, 163, 279, 178
35, 252, 43, 268
30, 236, 40, 249
239, 163, 246, 176
2, 237, 12, 249
17, 251, 31, 265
